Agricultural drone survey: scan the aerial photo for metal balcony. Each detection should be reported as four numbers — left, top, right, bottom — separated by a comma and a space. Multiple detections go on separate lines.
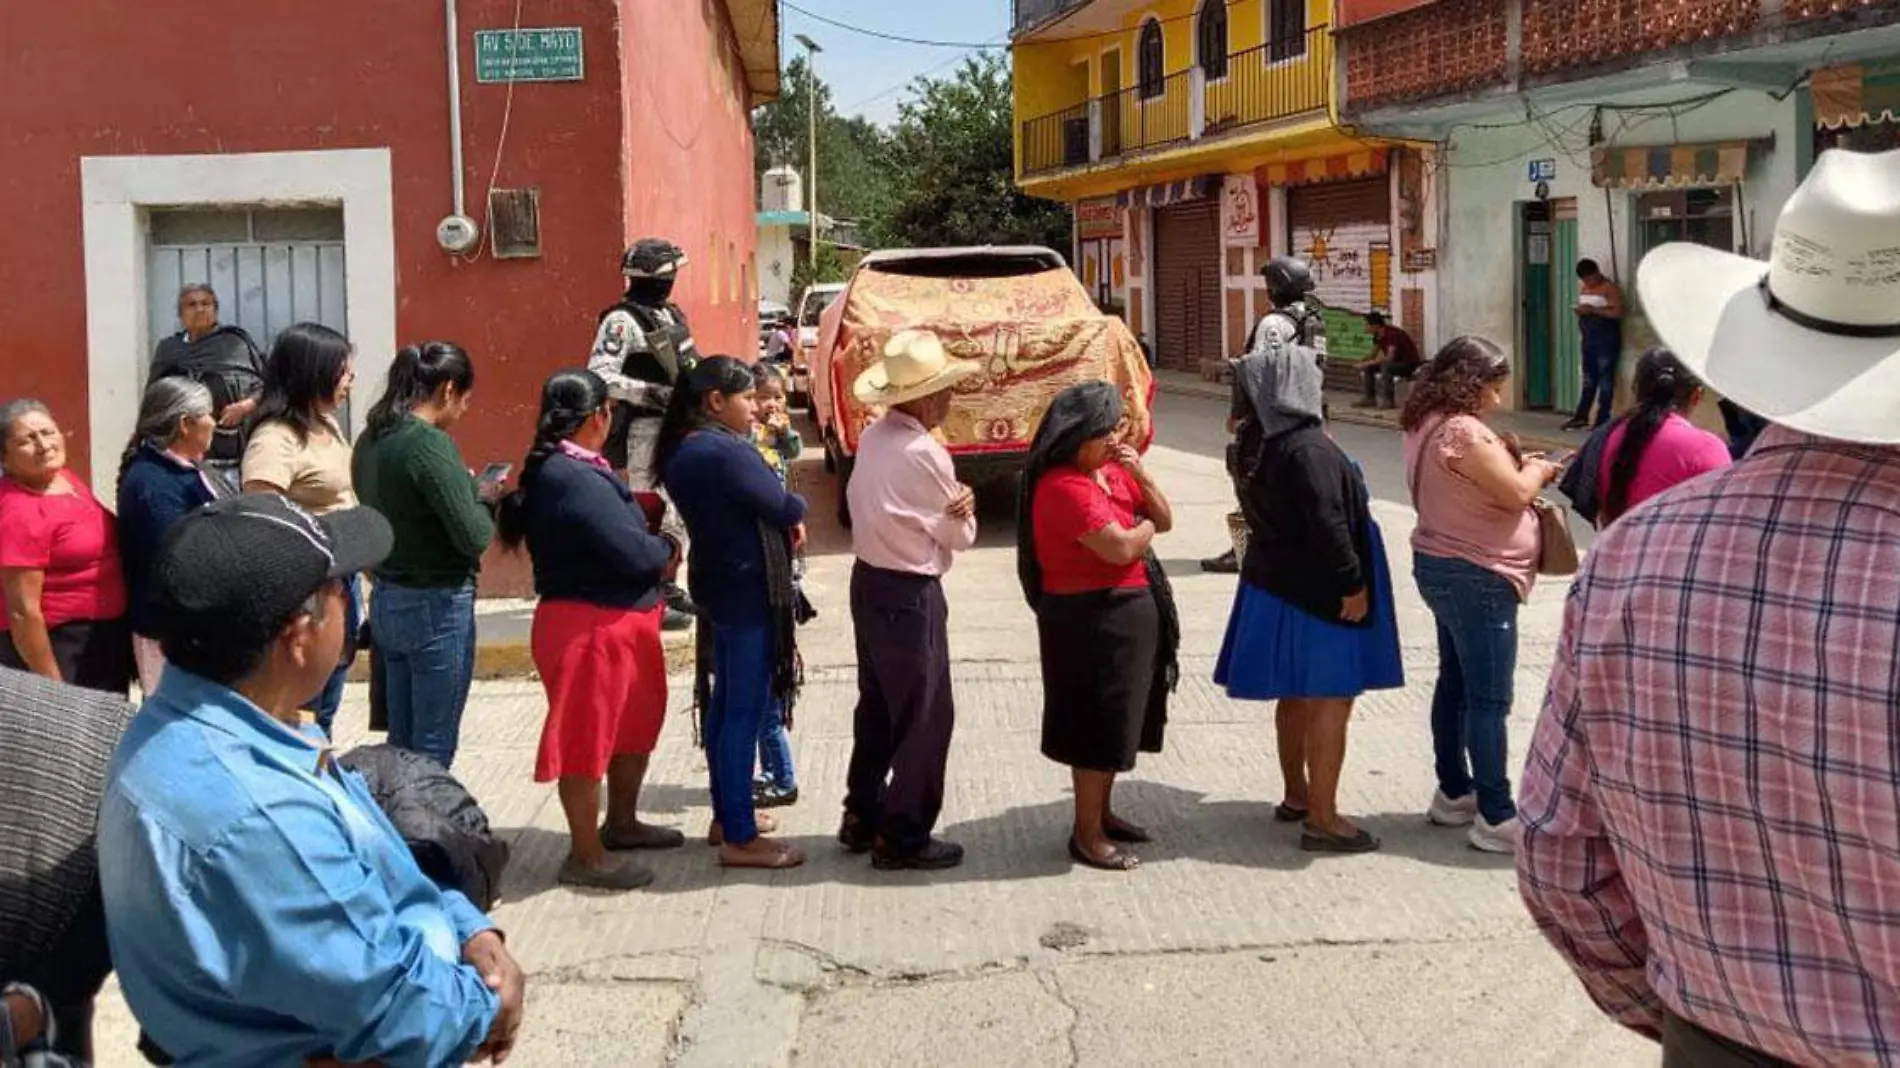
1019, 26, 1333, 179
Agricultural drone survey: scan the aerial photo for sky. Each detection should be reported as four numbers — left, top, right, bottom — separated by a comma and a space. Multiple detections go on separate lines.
778, 1, 1014, 125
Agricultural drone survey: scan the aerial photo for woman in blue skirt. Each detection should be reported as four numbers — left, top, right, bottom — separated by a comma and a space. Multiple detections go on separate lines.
1215, 319, 1403, 854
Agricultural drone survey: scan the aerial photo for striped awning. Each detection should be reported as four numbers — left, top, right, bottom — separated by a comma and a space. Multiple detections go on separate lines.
1116, 175, 1220, 209
1812, 60, 1900, 130
1589, 140, 1756, 190
1256, 148, 1388, 187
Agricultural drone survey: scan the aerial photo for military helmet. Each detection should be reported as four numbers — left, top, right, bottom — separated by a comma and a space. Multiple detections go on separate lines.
621, 238, 688, 279
1261, 256, 1316, 303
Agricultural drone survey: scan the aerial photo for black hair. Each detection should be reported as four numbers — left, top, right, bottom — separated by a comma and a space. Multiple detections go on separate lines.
752, 361, 787, 392
652, 356, 756, 482
497, 369, 611, 552
364, 341, 476, 441
1601, 348, 1701, 524
1366, 311, 1388, 327
1576, 259, 1600, 279
253, 322, 353, 444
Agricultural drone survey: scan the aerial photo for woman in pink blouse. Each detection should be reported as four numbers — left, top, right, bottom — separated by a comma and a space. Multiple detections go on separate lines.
1596, 348, 1731, 526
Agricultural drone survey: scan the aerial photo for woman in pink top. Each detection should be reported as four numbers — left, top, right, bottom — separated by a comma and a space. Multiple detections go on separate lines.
1401, 338, 1563, 855
1596, 348, 1730, 526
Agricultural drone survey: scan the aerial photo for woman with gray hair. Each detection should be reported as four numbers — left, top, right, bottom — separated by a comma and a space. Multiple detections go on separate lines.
0, 399, 132, 693
116, 377, 218, 693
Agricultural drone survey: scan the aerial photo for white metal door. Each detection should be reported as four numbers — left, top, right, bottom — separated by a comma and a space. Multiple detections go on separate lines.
145, 207, 348, 368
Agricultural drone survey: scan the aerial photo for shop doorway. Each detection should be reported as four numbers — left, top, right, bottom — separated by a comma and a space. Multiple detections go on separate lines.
1517, 197, 1579, 411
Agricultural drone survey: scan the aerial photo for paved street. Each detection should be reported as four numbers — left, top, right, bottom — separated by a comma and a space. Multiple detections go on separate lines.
93, 392, 1646, 1067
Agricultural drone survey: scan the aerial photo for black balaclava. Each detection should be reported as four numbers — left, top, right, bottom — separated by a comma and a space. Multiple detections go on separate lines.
628, 277, 676, 306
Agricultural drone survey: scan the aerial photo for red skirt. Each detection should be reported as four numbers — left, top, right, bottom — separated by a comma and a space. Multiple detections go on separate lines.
531, 599, 668, 782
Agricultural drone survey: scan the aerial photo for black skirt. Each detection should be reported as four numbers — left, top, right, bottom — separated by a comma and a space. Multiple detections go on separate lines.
1037, 587, 1165, 772
0, 617, 133, 695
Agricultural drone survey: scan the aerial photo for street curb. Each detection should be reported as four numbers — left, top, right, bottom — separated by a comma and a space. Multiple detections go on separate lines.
347, 628, 698, 682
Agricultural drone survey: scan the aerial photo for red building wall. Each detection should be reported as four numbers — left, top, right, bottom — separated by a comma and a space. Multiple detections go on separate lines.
0, 0, 763, 594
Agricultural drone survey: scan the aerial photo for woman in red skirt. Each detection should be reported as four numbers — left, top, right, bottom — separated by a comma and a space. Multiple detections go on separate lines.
497, 369, 685, 892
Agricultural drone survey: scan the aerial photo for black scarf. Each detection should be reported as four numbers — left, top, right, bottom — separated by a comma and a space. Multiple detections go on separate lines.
1015, 382, 1181, 693
690, 422, 804, 745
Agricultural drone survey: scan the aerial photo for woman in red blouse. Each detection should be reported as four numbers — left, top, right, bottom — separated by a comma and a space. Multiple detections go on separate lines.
0, 400, 132, 692
1017, 382, 1181, 872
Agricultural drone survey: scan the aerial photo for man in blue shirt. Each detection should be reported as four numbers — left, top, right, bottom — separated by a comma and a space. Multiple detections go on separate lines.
96, 494, 524, 1066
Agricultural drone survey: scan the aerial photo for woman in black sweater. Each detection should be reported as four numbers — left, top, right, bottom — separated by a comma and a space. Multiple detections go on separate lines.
1214, 340, 1403, 854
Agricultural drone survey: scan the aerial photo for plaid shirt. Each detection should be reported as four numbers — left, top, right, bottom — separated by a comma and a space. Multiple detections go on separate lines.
1520, 425, 1900, 1067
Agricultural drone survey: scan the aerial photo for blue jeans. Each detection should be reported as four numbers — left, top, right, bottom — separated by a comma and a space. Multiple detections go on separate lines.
1572, 336, 1619, 427
707, 623, 772, 844
1412, 554, 1520, 825
372, 579, 478, 769
309, 575, 362, 735
757, 701, 796, 791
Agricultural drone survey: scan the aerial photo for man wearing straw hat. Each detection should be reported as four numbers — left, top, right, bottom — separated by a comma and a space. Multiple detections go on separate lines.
1518, 148, 1900, 1066
838, 330, 981, 872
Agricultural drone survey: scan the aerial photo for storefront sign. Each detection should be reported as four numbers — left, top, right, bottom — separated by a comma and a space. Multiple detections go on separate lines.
1403, 248, 1436, 272
1527, 158, 1557, 182
1222, 175, 1264, 248
1075, 198, 1122, 241
475, 28, 586, 84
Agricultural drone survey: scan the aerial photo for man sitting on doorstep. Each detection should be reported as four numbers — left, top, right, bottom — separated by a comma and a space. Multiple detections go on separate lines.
1353, 311, 1422, 410
96, 495, 523, 1067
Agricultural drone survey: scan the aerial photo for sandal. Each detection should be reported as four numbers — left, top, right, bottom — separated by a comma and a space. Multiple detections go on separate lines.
706, 812, 779, 847
1299, 823, 1381, 854
1068, 836, 1140, 871
718, 839, 806, 869
1104, 818, 1153, 844
601, 822, 686, 851
1273, 802, 1310, 823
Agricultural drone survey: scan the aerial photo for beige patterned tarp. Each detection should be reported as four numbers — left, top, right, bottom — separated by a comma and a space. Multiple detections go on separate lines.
829, 266, 1155, 458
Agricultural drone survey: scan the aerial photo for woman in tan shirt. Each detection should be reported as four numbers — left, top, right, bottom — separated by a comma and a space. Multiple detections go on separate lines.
242, 322, 359, 732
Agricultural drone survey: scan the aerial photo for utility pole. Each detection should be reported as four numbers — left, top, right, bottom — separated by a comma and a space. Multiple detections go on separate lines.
795, 33, 823, 276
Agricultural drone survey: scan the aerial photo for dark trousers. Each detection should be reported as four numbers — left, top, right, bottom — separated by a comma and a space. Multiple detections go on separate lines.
1572, 337, 1620, 427
16, 884, 113, 1062
845, 562, 955, 853
1662, 1009, 1795, 1068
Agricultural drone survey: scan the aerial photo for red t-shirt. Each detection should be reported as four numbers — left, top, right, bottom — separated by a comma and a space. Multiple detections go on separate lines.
0, 476, 128, 631
1032, 463, 1150, 595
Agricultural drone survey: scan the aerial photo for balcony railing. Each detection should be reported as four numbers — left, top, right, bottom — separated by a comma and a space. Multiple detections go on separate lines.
1012, 0, 1088, 37
1020, 28, 1333, 179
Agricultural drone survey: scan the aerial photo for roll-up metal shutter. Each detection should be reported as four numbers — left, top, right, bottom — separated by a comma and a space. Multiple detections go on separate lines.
1151, 198, 1222, 373
1287, 178, 1392, 316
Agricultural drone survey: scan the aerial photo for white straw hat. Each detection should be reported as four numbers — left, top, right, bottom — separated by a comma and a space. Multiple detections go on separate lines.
1637, 148, 1900, 444
852, 329, 982, 407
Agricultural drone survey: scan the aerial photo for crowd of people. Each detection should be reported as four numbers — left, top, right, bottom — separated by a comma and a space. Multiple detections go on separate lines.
3, 150, 1898, 1066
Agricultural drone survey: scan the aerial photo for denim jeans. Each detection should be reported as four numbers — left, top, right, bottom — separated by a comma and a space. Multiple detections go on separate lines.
757, 701, 796, 791
1572, 337, 1620, 427
372, 579, 478, 769
707, 623, 772, 844
1412, 553, 1520, 825
309, 575, 362, 736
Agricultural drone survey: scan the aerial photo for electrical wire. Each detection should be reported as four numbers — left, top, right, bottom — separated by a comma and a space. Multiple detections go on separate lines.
462, 0, 526, 263
781, 0, 1005, 48
786, 0, 1266, 50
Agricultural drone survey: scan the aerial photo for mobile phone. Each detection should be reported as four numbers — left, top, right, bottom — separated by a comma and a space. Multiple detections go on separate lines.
1544, 450, 1575, 468
478, 461, 513, 485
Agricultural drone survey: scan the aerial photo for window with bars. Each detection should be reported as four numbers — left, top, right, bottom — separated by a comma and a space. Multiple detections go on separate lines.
1635, 187, 1735, 258
1197, 1, 1229, 80
1269, 0, 1307, 62
1138, 19, 1165, 100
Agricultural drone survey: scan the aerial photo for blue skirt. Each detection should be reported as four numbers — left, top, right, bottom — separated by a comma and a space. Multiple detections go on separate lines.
1213, 518, 1405, 700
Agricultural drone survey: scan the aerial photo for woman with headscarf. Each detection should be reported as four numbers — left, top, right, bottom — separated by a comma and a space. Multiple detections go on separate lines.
1214, 318, 1403, 855
1017, 381, 1181, 872
659, 357, 808, 871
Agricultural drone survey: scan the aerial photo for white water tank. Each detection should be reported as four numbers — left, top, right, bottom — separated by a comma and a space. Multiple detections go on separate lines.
762, 166, 803, 213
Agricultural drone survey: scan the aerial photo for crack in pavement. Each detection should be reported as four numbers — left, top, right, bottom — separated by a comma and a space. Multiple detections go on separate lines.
1036, 970, 1084, 1068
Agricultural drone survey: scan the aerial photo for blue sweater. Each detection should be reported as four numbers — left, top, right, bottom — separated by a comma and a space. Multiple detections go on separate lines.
117, 445, 217, 637
522, 452, 673, 610
663, 429, 807, 626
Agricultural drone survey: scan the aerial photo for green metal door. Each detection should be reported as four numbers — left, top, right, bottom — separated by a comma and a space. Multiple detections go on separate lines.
1520, 207, 1553, 408
1551, 214, 1583, 413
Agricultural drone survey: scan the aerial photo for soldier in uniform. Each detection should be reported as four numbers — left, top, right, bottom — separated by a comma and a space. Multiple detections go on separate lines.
588, 238, 699, 631
1203, 256, 1329, 574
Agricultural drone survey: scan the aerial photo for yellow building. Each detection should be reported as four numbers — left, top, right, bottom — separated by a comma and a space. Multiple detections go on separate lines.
1012, 0, 1435, 374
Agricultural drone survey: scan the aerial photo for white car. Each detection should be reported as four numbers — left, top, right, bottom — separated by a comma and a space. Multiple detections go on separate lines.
791, 283, 846, 404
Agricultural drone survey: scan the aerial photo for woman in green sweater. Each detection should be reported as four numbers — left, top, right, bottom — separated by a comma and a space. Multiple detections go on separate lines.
353, 342, 497, 769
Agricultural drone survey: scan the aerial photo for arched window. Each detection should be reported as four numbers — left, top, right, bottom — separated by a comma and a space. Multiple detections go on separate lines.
1137, 19, 1165, 100
1197, 1, 1229, 81
1268, 0, 1308, 62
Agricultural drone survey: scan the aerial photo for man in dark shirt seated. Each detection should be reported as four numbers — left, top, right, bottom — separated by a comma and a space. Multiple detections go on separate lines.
1353, 311, 1422, 410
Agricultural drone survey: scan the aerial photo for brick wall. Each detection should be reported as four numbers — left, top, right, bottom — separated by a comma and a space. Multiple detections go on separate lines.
1342, 0, 1509, 111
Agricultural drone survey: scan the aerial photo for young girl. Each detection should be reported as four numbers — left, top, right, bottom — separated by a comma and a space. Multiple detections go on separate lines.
748, 363, 805, 808
658, 358, 809, 869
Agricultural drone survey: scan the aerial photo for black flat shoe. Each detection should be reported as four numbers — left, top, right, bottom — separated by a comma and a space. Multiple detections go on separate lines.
872, 838, 965, 871
837, 815, 876, 854
1273, 802, 1310, 823
1299, 824, 1381, 854
1068, 836, 1139, 871
1104, 820, 1153, 844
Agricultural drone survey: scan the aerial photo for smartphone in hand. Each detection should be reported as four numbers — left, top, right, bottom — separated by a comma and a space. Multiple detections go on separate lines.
478, 461, 513, 485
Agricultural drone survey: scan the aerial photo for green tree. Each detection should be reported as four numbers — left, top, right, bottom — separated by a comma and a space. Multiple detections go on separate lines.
878, 54, 1072, 252
789, 241, 849, 299
753, 58, 894, 228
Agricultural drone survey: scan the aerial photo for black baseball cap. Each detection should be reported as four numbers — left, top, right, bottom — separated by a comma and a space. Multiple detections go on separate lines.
151, 494, 392, 647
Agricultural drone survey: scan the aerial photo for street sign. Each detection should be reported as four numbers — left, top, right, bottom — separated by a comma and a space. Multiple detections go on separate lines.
475, 28, 585, 84
1527, 158, 1557, 182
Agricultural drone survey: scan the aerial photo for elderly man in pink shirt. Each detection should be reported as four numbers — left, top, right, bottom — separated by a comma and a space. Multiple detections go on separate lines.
839, 331, 981, 871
